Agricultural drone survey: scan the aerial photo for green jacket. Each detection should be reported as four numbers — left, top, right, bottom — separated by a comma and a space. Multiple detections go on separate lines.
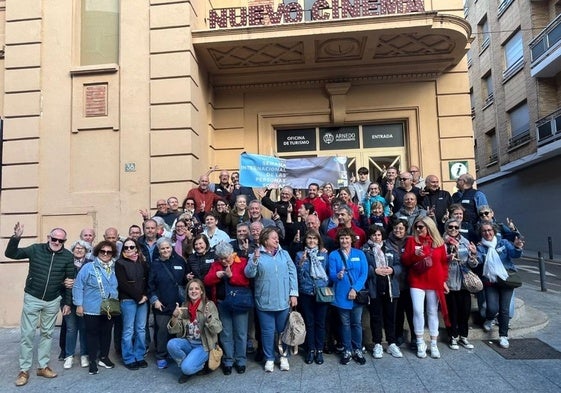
5, 236, 75, 305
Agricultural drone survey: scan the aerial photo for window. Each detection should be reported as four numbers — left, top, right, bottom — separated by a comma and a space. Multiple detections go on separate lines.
486, 129, 498, 163
482, 72, 494, 107
81, 0, 120, 65
509, 102, 530, 138
504, 30, 523, 70
470, 88, 475, 118
479, 17, 490, 52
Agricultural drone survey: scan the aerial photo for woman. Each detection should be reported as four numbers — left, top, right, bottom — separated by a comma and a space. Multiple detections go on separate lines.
328, 227, 368, 365
320, 182, 336, 206
167, 279, 223, 384
224, 194, 250, 238
443, 218, 478, 350
204, 242, 251, 375
359, 201, 389, 233
446, 204, 477, 243
202, 212, 231, 249
401, 216, 448, 359
362, 182, 391, 217
245, 227, 298, 372
211, 198, 230, 232
172, 218, 193, 259
149, 237, 188, 369
337, 187, 360, 220
474, 221, 524, 349
115, 238, 149, 370
73, 241, 119, 375
295, 229, 330, 365
386, 218, 414, 349
362, 226, 402, 359
63, 240, 92, 369
186, 234, 216, 282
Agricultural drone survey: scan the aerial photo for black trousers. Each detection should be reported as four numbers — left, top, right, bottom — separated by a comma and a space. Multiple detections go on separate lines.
369, 292, 397, 344
84, 314, 114, 361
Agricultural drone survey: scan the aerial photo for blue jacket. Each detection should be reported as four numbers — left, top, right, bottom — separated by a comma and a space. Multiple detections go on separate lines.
148, 251, 188, 315
245, 246, 298, 311
73, 258, 119, 315
475, 237, 522, 279
328, 248, 368, 310
295, 249, 330, 296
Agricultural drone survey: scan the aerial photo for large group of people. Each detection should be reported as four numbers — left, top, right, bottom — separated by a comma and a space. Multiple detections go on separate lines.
7, 166, 525, 387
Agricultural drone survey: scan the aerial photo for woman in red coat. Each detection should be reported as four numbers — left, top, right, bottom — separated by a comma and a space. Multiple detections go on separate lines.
401, 216, 449, 359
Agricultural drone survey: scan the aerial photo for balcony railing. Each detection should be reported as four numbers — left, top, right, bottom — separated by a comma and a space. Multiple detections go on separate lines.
497, 0, 514, 18
507, 129, 532, 150
483, 92, 494, 108
530, 13, 561, 63
536, 107, 561, 147
487, 151, 498, 164
471, 107, 476, 119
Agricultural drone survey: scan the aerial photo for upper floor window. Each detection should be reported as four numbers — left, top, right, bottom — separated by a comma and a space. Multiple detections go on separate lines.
479, 17, 490, 52
482, 72, 494, 107
81, 0, 120, 65
509, 102, 530, 138
504, 29, 523, 70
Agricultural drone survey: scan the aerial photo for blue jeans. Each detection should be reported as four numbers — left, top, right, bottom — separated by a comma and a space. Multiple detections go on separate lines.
167, 338, 208, 376
121, 299, 148, 364
337, 305, 363, 352
64, 305, 87, 357
484, 284, 514, 337
218, 302, 249, 367
299, 294, 329, 351
256, 308, 290, 361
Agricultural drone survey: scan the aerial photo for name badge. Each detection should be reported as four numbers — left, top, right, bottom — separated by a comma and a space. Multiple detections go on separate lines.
173, 266, 183, 270
350, 257, 360, 262
496, 246, 505, 253
318, 256, 325, 261
461, 199, 470, 204
206, 259, 214, 264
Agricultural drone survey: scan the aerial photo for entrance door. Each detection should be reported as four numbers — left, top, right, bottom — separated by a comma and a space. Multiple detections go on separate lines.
344, 151, 404, 184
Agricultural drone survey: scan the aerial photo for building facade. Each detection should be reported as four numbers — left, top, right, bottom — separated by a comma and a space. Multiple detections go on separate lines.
465, 0, 561, 256
0, 0, 471, 326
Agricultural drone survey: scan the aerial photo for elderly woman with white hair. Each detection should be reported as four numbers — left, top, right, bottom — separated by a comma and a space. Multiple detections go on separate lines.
62, 240, 93, 369
204, 241, 251, 375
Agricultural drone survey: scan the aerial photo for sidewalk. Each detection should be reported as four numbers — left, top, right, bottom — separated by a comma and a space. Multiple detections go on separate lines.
1, 282, 561, 392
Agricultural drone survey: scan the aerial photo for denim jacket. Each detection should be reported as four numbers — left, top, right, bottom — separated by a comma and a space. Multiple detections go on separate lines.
295, 250, 329, 296
475, 237, 522, 280
73, 258, 119, 315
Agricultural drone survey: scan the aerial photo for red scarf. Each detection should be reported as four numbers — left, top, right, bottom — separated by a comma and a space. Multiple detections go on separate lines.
188, 298, 202, 322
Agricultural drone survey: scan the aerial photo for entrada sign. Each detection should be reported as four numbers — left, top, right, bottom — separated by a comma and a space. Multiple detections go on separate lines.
209, 0, 425, 29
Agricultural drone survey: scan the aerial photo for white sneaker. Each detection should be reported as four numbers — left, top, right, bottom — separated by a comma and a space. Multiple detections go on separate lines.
459, 337, 474, 349
416, 341, 427, 358
387, 343, 403, 358
372, 344, 383, 359
279, 356, 289, 371
64, 356, 73, 369
449, 337, 459, 350
264, 360, 274, 372
483, 319, 494, 332
430, 344, 441, 359
80, 355, 89, 368
499, 336, 510, 349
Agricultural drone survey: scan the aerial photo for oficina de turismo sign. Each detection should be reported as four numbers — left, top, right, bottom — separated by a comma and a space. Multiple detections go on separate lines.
209, 0, 425, 29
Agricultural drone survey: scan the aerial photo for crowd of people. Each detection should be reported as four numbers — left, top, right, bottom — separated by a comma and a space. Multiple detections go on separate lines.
7, 166, 525, 387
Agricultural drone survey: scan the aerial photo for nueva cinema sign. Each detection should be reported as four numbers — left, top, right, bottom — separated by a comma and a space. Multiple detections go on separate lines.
209, 0, 425, 29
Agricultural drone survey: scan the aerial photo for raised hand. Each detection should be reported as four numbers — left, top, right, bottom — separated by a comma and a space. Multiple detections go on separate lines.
14, 222, 24, 237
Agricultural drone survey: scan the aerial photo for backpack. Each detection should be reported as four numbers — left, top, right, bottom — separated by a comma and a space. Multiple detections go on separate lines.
280, 310, 306, 354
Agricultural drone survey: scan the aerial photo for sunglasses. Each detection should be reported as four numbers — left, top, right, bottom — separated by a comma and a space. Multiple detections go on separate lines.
99, 250, 113, 255
400, 178, 411, 181
479, 211, 491, 217
50, 237, 66, 244
415, 225, 426, 230
123, 245, 136, 251
447, 225, 460, 230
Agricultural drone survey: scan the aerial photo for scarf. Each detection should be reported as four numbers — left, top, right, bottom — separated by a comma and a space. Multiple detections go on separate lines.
188, 298, 202, 322
481, 236, 508, 282
74, 258, 84, 269
307, 247, 328, 281
98, 259, 113, 275
174, 234, 186, 255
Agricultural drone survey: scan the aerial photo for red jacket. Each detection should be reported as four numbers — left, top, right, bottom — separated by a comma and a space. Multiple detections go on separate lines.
401, 235, 448, 291
296, 197, 330, 221
327, 223, 366, 248
203, 255, 250, 303
187, 187, 221, 213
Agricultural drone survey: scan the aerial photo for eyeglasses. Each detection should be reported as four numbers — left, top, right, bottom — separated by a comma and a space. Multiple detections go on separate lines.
99, 250, 113, 255
415, 225, 425, 230
123, 245, 136, 251
157, 204, 167, 207
185, 202, 195, 205
400, 178, 411, 181
479, 211, 491, 217
447, 225, 460, 230
50, 237, 66, 244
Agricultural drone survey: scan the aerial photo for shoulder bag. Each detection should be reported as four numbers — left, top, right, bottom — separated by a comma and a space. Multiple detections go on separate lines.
222, 280, 254, 312
339, 250, 369, 305
93, 266, 121, 319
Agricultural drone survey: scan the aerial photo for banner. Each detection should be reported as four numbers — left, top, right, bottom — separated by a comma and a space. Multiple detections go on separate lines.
239, 153, 349, 189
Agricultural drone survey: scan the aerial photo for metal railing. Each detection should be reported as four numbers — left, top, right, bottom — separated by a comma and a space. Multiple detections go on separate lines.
536, 107, 561, 146
530, 13, 561, 63
508, 129, 532, 149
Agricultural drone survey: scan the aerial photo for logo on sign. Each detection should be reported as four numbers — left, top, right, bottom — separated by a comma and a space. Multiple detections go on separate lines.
323, 133, 335, 144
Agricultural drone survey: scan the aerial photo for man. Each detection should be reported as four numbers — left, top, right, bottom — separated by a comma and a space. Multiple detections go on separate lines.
230, 222, 252, 258
320, 198, 343, 235
289, 214, 336, 257
103, 227, 123, 255
137, 219, 160, 265
295, 183, 330, 221
349, 167, 371, 203
327, 205, 366, 248
210, 170, 234, 204
409, 165, 426, 189
379, 166, 399, 196
186, 174, 221, 213
79, 228, 95, 246
260, 184, 297, 224
6, 224, 74, 386
390, 171, 421, 213
394, 192, 428, 234
246, 199, 285, 240
128, 225, 142, 241
230, 171, 257, 206
420, 175, 452, 233
451, 173, 489, 227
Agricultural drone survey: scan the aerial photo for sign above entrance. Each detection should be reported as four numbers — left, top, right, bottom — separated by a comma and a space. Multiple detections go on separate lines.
277, 128, 317, 153
209, 1, 426, 29
319, 126, 360, 150
362, 123, 404, 148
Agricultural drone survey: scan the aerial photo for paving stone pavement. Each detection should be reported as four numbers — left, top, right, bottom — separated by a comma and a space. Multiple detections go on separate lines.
1, 281, 561, 392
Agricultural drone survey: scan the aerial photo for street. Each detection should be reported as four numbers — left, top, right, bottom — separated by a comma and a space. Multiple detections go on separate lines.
517, 256, 561, 293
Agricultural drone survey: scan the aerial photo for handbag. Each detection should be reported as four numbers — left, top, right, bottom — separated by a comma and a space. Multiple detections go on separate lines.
461, 267, 483, 293
498, 270, 522, 289
279, 309, 306, 355
208, 344, 223, 371
93, 266, 121, 319
339, 250, 369, 305
411, 255, 433, 274
315, 286, 334, 303
222, 281, 254, 312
